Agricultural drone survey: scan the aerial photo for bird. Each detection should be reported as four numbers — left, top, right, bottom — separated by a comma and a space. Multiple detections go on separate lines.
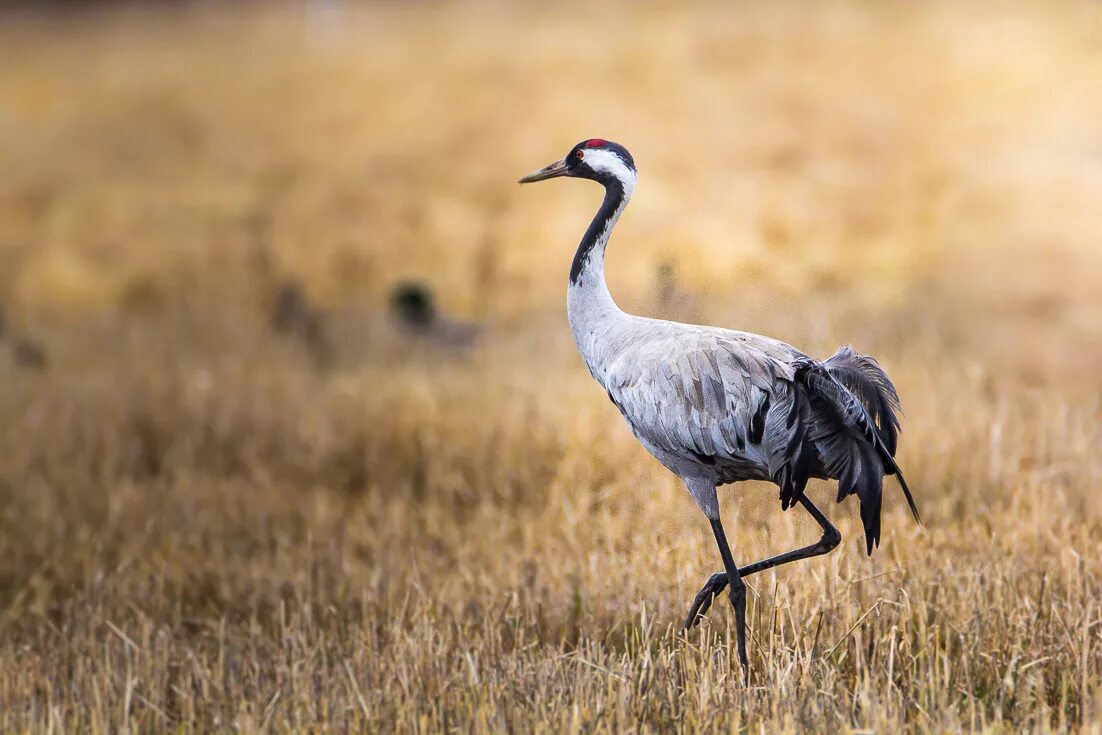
518, 138, 920, 675
388, 281, 479, 350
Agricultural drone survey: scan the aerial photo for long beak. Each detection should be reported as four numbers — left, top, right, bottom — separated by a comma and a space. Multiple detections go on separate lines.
518, 158, 569, 184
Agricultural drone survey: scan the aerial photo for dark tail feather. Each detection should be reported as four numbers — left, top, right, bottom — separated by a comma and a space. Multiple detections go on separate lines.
825, 346, 902, 458
797, 358, 919, 554
883, 451, 921, 525
822, 347, 918, 521
813, 421, 884, 554
862, 479, 882, 555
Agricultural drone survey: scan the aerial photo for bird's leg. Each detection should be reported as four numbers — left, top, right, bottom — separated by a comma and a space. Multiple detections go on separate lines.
684, 496, 841, 629
706, 515, 750, 677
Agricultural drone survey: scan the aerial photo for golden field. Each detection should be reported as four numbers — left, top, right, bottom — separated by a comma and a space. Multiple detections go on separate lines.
1, 1, 1101, 731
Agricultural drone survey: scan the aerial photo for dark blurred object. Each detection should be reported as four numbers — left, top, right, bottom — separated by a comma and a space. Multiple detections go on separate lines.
389, 281, 478, 349
0, 299, 47, 370
118, 274, 167, 316
272, 281, 317, 335
271, 280, 332, 369
389, 282, 436, 331
12, 337, 47, 371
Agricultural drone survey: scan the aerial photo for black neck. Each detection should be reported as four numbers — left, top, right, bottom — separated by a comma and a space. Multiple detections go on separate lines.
569, 177, 626, 285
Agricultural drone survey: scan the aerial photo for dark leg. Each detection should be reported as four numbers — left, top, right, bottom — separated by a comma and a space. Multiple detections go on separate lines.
707, 515, 750, 676
684, 495, 841, 629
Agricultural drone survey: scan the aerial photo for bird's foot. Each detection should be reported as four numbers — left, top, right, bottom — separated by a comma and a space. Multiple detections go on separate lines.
683, 572, 729, 630
684, 574, 750, 681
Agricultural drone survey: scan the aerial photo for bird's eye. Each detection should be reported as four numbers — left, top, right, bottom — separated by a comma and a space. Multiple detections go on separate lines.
575, 150, 585, 160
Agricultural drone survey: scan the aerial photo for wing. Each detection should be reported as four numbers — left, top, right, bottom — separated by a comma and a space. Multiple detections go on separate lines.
605, 326, 804, 483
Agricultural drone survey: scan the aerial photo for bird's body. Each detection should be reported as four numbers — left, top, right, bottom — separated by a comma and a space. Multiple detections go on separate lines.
520, 138, 919, 675
574, 306, 909, 549
588, 320, 798, 481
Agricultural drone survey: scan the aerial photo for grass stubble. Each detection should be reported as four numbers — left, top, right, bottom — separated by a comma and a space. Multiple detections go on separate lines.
0, 2, 1100, 732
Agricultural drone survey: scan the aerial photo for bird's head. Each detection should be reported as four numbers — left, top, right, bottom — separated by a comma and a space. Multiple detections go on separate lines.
390, 281, 437, 330
518, 138, 636, 191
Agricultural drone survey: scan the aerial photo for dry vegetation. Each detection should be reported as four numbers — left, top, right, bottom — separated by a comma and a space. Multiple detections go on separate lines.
1, 1, 1101, 732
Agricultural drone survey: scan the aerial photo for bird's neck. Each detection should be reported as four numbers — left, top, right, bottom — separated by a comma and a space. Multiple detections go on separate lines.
567, 174, 634, 381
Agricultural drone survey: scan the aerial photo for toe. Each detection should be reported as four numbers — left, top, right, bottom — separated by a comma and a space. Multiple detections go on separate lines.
684, 573, 729, 629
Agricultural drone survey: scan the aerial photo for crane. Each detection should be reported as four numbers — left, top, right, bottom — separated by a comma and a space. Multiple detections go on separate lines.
518, 138, 920, 674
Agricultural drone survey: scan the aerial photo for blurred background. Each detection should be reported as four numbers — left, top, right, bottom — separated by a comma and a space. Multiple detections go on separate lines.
0, 1, 1100, 731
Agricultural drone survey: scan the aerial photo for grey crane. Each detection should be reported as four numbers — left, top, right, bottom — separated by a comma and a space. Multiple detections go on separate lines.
518, 138, 920, 674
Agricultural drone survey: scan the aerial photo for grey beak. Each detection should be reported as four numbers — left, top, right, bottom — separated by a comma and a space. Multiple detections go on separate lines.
518, 158, 569, 184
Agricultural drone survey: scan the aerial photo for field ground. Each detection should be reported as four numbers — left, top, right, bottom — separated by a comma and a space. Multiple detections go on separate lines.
1, 1, 1101, 731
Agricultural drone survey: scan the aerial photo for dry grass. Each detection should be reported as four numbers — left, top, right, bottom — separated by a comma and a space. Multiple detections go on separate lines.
1, 1, 1101, 732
